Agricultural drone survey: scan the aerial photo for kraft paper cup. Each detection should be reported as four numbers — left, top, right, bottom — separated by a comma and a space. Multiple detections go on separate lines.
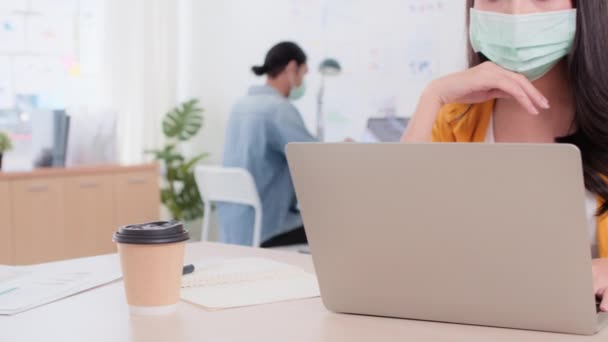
113, 221, 189, 316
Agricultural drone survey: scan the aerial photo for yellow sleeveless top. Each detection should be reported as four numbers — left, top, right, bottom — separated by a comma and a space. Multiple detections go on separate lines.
432, 100, 608, 258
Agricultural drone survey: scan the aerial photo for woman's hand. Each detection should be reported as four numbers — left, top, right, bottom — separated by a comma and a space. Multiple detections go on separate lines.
402, 62, 549, 142
593, 258, 608, 312
428, 61, 549, 114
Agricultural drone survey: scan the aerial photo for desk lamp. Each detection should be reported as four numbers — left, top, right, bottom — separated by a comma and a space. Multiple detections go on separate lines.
316, 58, 342, 141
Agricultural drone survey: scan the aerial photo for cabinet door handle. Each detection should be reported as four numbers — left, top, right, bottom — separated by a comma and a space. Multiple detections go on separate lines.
27, 185, 49, 193
128, 178, 147, 185
79, 181, 99, 189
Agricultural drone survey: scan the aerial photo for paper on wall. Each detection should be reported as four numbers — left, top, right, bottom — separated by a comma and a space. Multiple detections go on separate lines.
0, 12, 26, 52
13, 56, 65, 94
0, 56, 14, 109
0, 0, 27, 12
26, 14, 75, 54
29, 0, 78, 14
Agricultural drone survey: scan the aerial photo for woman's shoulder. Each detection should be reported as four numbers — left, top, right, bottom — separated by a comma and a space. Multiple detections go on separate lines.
432, 100, 494, 142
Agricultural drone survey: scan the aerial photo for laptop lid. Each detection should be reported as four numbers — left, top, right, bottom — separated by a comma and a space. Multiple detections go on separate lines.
287, 143, 598, 335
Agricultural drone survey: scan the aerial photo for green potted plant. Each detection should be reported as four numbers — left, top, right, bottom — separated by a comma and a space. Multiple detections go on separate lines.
146, 99, 209, 236
0, 131, 12, 171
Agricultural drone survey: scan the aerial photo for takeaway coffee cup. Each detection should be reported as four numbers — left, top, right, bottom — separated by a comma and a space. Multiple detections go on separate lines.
113, 221, 189, 315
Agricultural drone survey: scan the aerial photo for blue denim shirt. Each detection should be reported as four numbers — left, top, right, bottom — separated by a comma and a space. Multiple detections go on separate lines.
216, 85, 317, 246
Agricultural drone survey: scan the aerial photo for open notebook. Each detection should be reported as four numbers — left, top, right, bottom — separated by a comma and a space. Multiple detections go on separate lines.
180, 258, 320, 310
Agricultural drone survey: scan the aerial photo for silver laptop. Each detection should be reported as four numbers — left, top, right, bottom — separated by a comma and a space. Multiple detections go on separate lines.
287, 143, 607, 335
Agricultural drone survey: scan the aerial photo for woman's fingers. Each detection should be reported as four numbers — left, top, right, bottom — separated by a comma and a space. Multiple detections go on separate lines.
498, 68, 550, 110
592, 259, 608, 312
475, 62, 545, 115
424, 62, 546, 116
486, 89, 512, 99
487, 73, 540, 115
599, 288, 608, 312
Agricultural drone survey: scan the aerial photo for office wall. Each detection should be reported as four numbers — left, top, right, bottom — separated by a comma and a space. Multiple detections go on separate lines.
178, 0, 468, 164
103, 0, 178, 164
177, 0, 230, 164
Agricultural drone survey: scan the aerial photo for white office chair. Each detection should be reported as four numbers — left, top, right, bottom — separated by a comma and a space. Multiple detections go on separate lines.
194, 165, 262, 247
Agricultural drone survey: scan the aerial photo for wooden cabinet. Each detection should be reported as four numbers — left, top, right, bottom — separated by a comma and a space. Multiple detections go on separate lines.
0, 182, 12, 263
64, 175, 115, 259
12, 178, 66, 264
0, 164, 159, 265
114, 171, 160, 227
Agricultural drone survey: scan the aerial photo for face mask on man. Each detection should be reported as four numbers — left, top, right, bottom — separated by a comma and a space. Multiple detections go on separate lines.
288, 80, 306, 101
469, 8, 576, 81
288, 66, 306, 101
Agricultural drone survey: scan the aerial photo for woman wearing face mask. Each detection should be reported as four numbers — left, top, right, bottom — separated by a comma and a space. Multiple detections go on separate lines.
218, 41, 316, 247
402, 0, 608, 311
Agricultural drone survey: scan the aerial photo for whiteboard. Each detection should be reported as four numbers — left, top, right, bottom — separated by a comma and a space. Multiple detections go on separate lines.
0, 0, 103, 111
223, 0, 468, 141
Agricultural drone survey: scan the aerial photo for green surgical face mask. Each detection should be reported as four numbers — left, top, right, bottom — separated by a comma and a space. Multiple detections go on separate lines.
469, 8, 576, 81
288, 80, 306, 101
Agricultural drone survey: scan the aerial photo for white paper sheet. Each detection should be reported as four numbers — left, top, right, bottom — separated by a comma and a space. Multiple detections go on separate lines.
0, 266, 26, 283
13, 56, 65, 94
26, 13, 75, 54
0, 12, 26, 52
0, 254, 121, 316
0, 56, 14, 109
180, 258, 320, 310
29, 0, 78, 14
0, 0, 27, 12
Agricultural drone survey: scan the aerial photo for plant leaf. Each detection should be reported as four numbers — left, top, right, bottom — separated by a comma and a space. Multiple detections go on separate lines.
150, 99, 208, 221
178, 182, 205, 221
161, 188, 183, 220
0, 132, 13, 153
162, 99, 204, 141
180, 153, 209, 174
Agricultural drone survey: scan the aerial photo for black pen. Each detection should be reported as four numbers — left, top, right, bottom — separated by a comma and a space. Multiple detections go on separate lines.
182, 264, 195, 275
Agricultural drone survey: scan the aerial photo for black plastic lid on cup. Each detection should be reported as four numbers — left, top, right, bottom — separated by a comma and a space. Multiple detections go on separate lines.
113, 221, 190, 244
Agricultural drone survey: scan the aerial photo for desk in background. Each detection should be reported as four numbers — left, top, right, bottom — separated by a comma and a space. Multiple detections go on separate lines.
1, 242, 606, 342
0, 164, 160, 265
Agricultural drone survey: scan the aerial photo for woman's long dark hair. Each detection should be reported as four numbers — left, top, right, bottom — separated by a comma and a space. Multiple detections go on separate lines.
466, 0, 608, 215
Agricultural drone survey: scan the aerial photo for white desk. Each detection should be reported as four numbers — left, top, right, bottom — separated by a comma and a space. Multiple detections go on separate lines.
2, 242, 607, 342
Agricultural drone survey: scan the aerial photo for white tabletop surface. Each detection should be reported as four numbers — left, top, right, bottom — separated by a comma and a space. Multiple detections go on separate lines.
1, 242, 607, 342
